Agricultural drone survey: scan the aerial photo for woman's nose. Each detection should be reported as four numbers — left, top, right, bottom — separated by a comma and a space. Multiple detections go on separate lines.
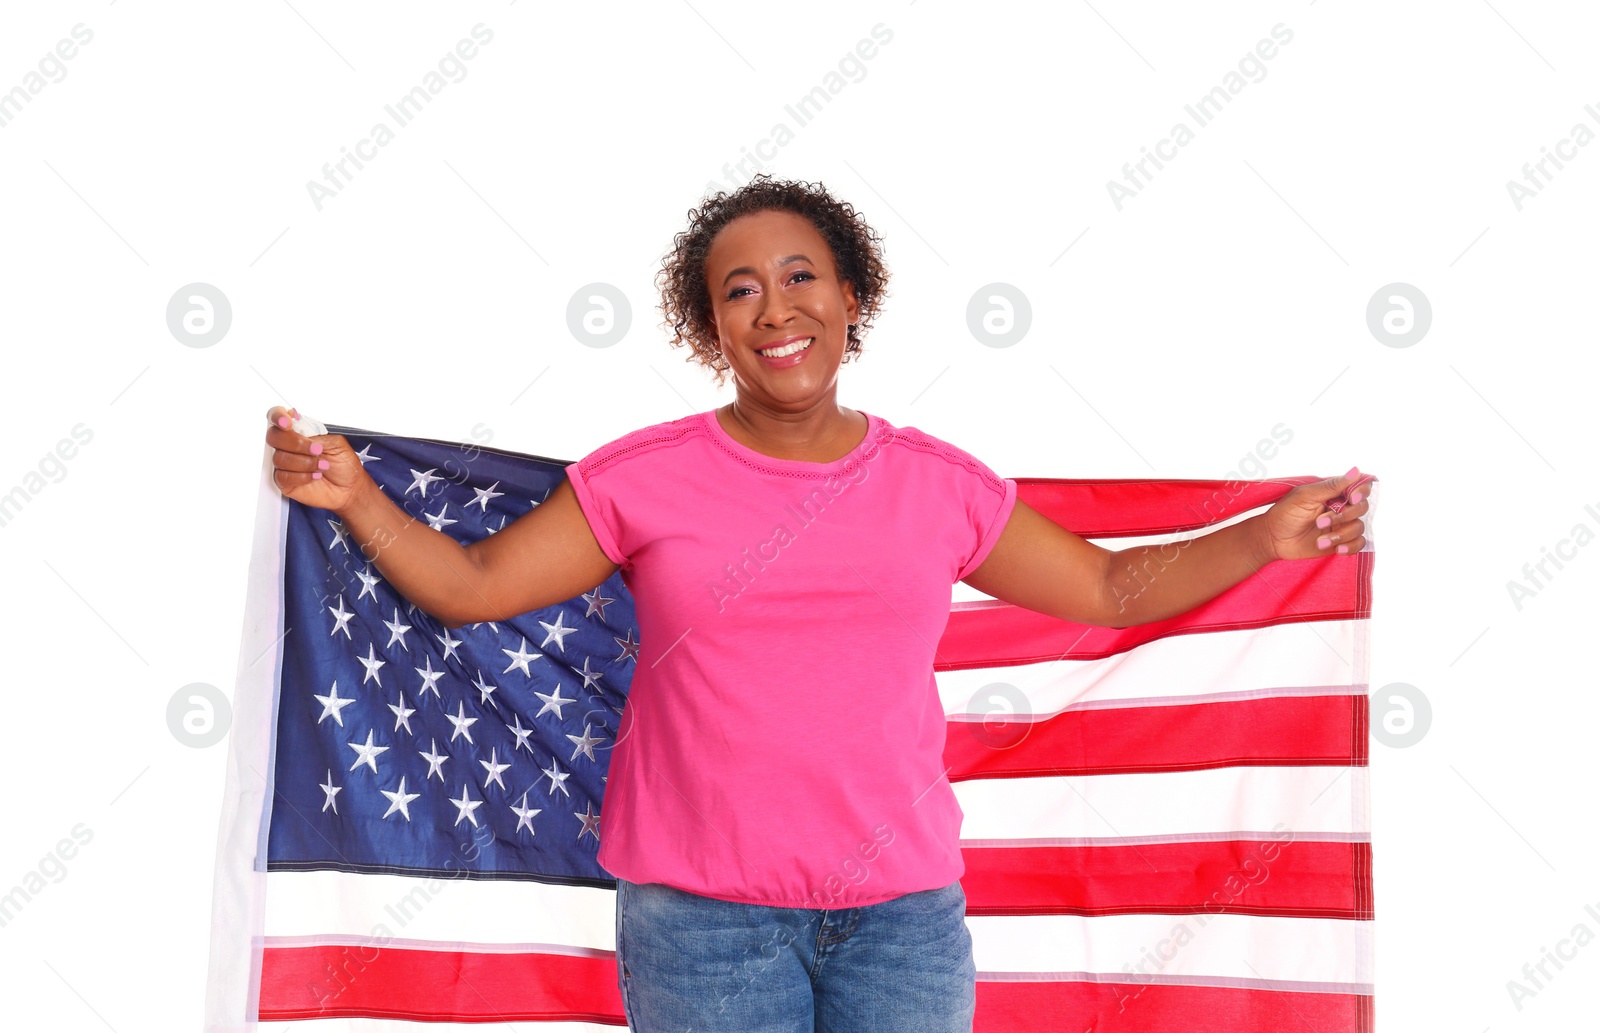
755, 284, 796, 325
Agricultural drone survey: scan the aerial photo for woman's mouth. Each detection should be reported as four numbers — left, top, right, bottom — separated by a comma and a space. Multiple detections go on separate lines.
756, 337, 814, 367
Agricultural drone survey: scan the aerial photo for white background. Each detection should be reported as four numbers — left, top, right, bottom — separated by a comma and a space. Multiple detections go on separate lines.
1, 1, 1595, 1029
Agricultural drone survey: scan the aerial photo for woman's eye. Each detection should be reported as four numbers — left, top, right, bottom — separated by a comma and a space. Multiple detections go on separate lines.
726, 271, 814, 300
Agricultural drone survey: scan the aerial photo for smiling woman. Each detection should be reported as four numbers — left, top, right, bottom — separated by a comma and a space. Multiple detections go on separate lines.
658, 176, 889, 384
262, 173, 1371, 1033
652, 177, 896, 464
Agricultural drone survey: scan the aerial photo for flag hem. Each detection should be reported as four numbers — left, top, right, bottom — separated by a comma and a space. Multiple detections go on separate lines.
204, 445, 293, 1032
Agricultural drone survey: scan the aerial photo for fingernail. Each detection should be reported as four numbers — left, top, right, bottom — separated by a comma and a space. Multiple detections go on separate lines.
290, 407, 300, 419
317, 459, 329, 471
1350, 490, 1363, 504
1317, 536, 1332, 549
310, 442, 324, 456
1336, 544, 1349, 554
312, 471, 322, 480
1316, 515, 1331, 529
277, 416, 290, 428
1344, 465, 1360, 478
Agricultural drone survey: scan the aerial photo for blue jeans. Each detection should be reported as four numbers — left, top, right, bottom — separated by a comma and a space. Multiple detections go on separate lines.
614, 877, 976, 1032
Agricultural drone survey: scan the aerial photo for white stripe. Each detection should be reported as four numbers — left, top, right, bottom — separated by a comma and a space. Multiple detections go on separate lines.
263, 870, 618, 949
259, 879, 1369, 992
970, 912, 1373, 987
205, 454, 292, 1032
259, 883, 1370, 996
262, 767, 1367, 945
1076, 501, 1278, 554
938, 620, 1366, 717
952, 766, 1369, 839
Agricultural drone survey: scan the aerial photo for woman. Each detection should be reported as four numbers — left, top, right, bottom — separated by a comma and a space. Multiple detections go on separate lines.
263, 175, 1370, 1032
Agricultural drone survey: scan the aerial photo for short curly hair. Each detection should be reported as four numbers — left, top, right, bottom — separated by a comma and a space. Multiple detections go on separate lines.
656, 174, 890, 387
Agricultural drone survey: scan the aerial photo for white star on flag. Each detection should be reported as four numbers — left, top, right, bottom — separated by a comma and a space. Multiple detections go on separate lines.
313, 681, 355, 726
501, 637, 542, 676
347, 729, 389, 774
451, 784, 484, 828
380, 776, 420, 821
406, 468, 444, 496
470, 481, 504, 512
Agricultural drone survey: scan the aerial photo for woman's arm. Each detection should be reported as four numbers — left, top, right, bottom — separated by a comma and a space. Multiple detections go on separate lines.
961, 470, 1371, 629
266, 405, 619, 630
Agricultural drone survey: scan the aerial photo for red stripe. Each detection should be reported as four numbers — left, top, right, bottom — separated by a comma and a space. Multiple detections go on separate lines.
258, 945, 625, 1023
1013, 476, 1327, 537
960, 839, 1373, 920
260, 944, 1372, 1029
1353, 840, 1374, 917
938, 552, 1372, 670
976, 978, 1372, 1033
945, 694, 1369, 779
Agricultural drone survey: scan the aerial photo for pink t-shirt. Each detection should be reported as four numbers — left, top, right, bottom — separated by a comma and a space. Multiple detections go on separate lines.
564, 408, 1017, 908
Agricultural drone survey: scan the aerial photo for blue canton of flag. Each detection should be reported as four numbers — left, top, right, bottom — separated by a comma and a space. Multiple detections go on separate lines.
265, 426, 636, 886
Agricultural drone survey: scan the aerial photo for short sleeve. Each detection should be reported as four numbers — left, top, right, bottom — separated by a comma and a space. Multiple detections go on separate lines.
957, 473, 1018, 581
564, 458, 628, 568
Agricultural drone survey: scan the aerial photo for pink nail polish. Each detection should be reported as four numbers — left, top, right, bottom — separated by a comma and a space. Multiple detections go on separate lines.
1344, 465, 1360, 478
312, 471, 322, 480
1350, 490, 1363, 504
317, 459, 329, 471
1318, 536, 1332, 549
1317, 515, 1331, 529
310, 442, 324, 456
277, 416, 290, 428
1336, 544, 1348, 554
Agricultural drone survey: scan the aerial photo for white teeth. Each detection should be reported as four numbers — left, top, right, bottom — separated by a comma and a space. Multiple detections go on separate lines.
759, 338, 813, 358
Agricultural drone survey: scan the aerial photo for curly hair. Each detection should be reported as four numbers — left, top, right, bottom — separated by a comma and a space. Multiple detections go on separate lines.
655, 174, 890, 387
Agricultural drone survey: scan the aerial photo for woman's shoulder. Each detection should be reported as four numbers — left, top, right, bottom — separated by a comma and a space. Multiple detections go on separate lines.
572, 411, 710, 476
872, 414, 1008, 488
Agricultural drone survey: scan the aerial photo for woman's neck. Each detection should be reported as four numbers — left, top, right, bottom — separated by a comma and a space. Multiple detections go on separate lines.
717, 398, 867, 463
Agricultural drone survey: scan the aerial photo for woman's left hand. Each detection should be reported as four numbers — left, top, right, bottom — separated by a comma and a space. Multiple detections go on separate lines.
1257, 467, 1373, 563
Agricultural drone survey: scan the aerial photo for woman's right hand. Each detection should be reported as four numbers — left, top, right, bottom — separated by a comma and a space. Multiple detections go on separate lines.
265, 405, 368, 514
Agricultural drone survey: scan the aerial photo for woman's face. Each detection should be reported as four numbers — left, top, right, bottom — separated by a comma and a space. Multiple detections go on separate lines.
703, 208, 860, 411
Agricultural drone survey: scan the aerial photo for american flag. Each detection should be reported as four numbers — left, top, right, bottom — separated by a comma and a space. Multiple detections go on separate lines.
206, 424, 1376, 1032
